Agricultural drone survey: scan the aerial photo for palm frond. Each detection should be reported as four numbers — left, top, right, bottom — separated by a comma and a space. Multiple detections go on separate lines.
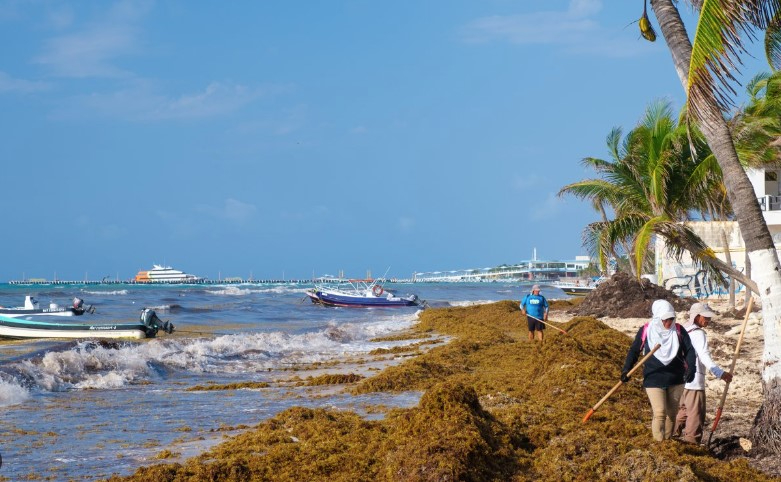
688, 0, 748, 119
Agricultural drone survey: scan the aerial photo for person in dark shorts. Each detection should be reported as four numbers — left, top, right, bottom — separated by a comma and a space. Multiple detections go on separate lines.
520, 284, 548, 342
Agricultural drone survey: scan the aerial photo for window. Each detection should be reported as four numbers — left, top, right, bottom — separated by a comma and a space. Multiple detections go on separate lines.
766, 171, 778, 181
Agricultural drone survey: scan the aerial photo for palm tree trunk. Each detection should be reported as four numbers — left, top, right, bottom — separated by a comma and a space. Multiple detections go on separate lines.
652, 0, 781, 453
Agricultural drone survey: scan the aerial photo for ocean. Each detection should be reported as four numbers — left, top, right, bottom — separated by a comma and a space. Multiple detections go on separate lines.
0, 281, 565, 480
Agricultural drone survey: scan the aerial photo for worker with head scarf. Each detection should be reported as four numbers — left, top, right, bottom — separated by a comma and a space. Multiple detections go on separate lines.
621, 299, 697, 441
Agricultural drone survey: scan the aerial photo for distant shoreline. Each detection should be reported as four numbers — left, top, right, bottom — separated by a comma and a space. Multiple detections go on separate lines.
3, 278, 546, 286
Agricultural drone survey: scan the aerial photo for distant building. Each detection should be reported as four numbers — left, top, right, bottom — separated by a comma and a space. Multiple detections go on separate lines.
411, 255, 592, 282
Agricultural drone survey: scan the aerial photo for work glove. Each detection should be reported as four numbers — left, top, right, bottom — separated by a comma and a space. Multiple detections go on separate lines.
620, 372, 630, 383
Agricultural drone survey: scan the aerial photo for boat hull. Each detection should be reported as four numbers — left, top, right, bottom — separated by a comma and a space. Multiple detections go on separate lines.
559, 286, 595, 296
306, 290, 420, 307
0, 307, 82, 317
0, 315, 149, 339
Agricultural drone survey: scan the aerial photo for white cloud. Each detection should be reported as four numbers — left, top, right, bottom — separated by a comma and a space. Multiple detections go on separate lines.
568, 0, 602, 17
34, 0, 152, 78
50, 80, 278, 121
530, 192, 566, 220
460, 0, 649, 57
0, 71, 49, 93
148, 82, 264, 120
35, 25, 138, 78
100, 224, 125, 239
398, 216, 415, 232
44, 5, 75, 30
197, 198, 257, 224
512, 174, 542, 190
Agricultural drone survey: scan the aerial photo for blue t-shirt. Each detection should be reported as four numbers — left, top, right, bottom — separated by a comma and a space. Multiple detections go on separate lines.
521, 294, 548, 319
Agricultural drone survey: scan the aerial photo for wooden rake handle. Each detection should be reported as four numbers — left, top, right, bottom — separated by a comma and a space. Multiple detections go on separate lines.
582, 343, 661, 423
707, 297, 754, 448
526, 314, 568, 335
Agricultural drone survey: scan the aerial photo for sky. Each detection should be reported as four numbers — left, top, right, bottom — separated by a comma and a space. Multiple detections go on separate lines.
0, 0, 770, 282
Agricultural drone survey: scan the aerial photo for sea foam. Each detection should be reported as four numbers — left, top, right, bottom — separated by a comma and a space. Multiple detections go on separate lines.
1, 312, 420, 391
0, 377, 30, 406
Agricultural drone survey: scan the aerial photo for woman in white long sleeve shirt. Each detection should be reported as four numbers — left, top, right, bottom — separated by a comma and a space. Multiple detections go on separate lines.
673, 302, 733, 444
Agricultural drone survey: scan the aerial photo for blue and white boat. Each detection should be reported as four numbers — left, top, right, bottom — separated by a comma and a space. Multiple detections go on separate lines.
0, 296, 95, 318
305, 279, 426, 308
0, 308, 174, 340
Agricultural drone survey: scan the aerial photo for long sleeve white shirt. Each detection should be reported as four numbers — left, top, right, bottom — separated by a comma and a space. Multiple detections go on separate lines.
684, 323, 725, 390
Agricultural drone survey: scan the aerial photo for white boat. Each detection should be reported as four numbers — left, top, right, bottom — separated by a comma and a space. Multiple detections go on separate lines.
0, 308, 174, 340
306, 278, 427, 308
0, 296, 95, 317
553, 277, 604, 296
135, 265, 204, 283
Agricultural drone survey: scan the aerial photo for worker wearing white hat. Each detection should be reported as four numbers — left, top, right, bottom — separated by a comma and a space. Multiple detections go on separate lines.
673, 302, 733, 444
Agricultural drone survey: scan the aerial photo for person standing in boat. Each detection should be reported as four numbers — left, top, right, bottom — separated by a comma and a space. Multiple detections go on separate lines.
520, 285, 548, 342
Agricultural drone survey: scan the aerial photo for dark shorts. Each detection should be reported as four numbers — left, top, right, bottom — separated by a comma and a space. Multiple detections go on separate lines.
527, 315, 545, 331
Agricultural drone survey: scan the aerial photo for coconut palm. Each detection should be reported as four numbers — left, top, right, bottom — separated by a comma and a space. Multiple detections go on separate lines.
559, 100, 752, 289
647, 0, 781, 453
732, 71, 781, 169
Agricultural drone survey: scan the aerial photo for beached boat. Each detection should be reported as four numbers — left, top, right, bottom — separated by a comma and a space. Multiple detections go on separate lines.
0, 308, 174, 340
553, 277, 604, 296
0, 296, 95, 318
135, 265, 204, 283
305, 279, 427, 308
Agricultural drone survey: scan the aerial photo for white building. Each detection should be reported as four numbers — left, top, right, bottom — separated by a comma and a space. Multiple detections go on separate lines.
654, 167, 781, 297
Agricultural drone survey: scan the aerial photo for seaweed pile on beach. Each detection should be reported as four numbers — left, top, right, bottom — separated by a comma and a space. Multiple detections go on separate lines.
109, 301, 775, 481
570, 271, 696, 318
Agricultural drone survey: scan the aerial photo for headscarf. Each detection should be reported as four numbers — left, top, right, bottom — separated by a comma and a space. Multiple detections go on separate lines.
646, 299, 679, 365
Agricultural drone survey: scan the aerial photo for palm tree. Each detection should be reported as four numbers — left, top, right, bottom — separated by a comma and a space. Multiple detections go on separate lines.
732, 71, 781, 169
648, 0, 781, 453
559, 100, 754, 289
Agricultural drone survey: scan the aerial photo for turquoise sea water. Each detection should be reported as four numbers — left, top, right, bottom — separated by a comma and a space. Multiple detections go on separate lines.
0, 281, 566, 480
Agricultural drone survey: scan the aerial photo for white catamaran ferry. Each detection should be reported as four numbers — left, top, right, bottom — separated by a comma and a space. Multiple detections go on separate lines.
134, 265, 204, 283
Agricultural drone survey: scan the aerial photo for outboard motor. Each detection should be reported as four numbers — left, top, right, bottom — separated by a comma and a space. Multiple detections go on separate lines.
72, 297, 95, 315
140, 308, 175, 337
25, 296, 39, 310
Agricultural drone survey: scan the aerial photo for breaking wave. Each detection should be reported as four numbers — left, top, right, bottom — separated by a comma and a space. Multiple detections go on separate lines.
0, 313, 420, 400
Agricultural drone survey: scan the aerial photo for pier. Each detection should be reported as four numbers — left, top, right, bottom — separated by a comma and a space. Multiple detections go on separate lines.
7, 278, 309, 286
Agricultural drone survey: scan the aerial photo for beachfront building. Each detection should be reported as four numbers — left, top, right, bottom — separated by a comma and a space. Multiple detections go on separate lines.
411, 255, 592, 282
654, 167, 781, 297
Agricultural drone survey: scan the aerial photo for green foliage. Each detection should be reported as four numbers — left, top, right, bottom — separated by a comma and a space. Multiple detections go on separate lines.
559, 100, 728, 283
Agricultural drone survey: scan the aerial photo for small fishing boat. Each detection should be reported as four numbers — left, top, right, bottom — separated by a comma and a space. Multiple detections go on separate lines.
553, 277, 604, 296
0, 296, 95, 317
305, 279, 427, 308
0, 308, 174, 340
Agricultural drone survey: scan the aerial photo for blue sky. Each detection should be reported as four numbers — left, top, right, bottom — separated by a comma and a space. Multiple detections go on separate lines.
0, 1, 768, 281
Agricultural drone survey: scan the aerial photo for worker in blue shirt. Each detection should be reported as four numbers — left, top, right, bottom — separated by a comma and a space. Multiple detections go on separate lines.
521, 284, 549, 342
